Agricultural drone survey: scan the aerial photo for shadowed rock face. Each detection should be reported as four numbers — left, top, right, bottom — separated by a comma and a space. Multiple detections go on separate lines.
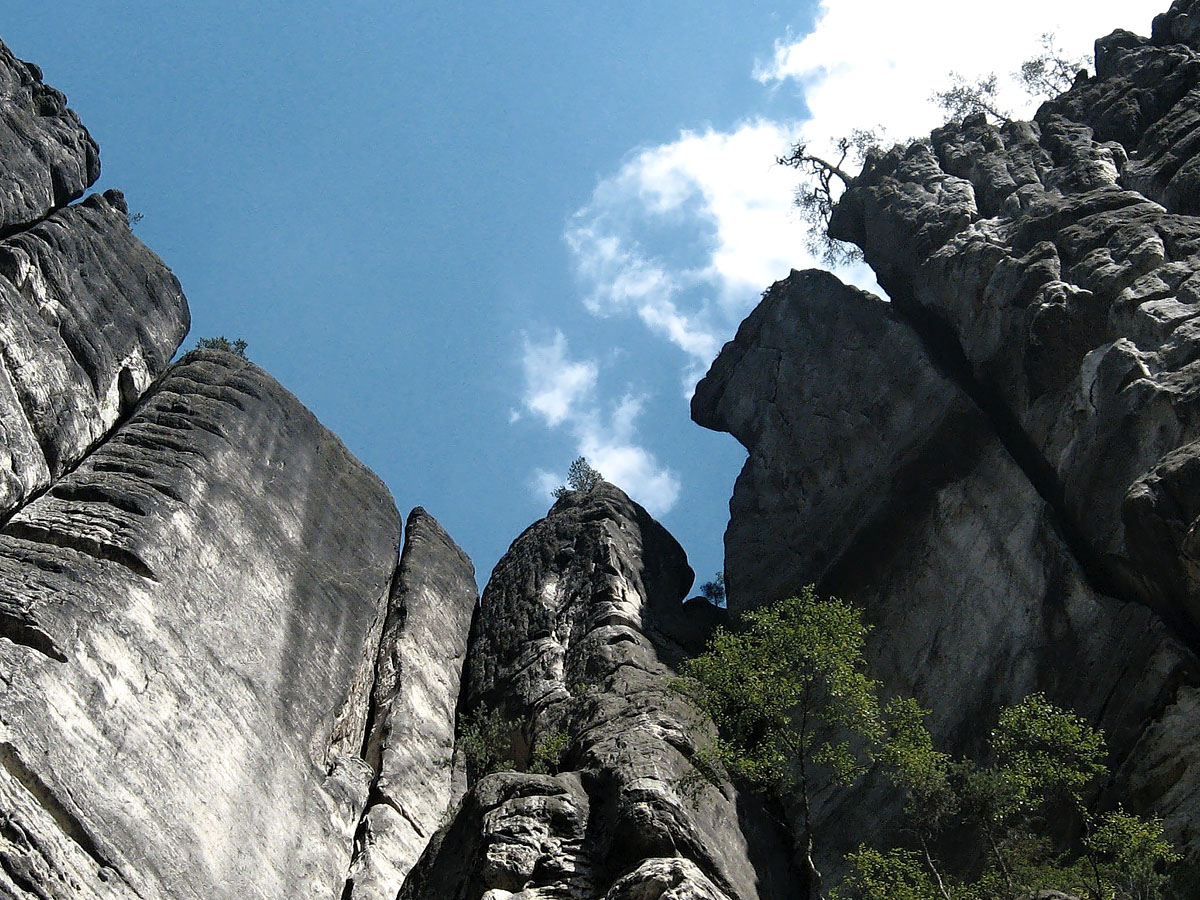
0, 351, 403, 900
692, 0, 1200, 880
693, 270, 1200, 872
400, 484, 792, 900
0, 39, 99, 231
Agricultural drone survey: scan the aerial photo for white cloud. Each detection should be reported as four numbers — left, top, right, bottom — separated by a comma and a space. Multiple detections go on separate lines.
565, 0, 1166, 372
757, 0, 1166, 145
519, 0, 1163, 519
518, 333, 681, 515
520, 331, 598, 428
567, 119, 821, 369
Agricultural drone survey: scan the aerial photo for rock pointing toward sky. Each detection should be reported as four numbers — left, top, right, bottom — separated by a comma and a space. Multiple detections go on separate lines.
4, 2, 1200, 898
400, 482, 790, 900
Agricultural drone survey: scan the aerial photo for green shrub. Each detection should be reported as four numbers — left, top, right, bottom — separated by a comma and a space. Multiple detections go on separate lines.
195, 336, 248, 358
529, 730, 571, 775
458, 705, 517, 781
552, 456, 603, 499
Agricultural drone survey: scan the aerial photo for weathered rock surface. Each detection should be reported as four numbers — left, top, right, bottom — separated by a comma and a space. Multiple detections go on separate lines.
0, 39, 99, 232
826, 1, 1200, 635
0, 188, 189, 517
0, 350, 401, 899
694, 270, 1200, 870
401, 484, 792, 900
346, 507, 477, 900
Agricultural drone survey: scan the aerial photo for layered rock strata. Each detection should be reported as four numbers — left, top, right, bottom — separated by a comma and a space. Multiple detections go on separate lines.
0, 37, 479, 900
0, 189, 189, 516
400, 484, 791, 900
826, 0, 1200, 637
0, 350, 403, 899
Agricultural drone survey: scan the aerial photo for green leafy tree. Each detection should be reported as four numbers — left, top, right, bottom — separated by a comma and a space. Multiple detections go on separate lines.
529, 730, 571, 775
1086, 809, 1180, 900
676, 586, 884, 899
552, 456, 603, 499
195, 336, 249, 358
843, 693, 1179, 900
458, 705, 517, 782
700, 571, 726, 606
676, 591, 1181, 900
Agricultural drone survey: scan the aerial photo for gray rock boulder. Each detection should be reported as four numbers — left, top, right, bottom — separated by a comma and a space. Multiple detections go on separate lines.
401, 484, 792, 900
0, 350, 401, 900
0, 39, 99, 231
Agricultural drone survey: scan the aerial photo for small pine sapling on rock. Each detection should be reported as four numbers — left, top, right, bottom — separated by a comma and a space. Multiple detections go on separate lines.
552, 456, 603, 499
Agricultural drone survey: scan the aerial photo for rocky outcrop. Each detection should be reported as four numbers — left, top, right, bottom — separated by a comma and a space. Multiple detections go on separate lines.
346, 507, 478, 900
694, 270, 1200, 870
0, 37, 481, 900
400, 484, 791, 900
0, 189, 189, 517
824, 1, 1200, 638
0, 351, 402, 899
0, 39, 98, 232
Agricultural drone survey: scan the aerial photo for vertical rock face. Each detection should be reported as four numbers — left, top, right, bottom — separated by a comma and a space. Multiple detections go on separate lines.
346, 507, 478, 900
0, 36, 481, 900
693, 0, 1200, 879
0, 39, 99, 231
0, 351, 402, 899
694, 271, 1200, 870
401, 484, 791, 900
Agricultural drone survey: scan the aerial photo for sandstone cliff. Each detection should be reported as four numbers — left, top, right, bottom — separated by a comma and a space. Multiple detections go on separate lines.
694, 0, 1200, 881
2, 1, 1200, 897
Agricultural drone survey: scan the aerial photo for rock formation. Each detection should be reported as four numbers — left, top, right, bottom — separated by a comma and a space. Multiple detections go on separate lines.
400, 484, 790, 900
3, 1, 1200, 897
0, 39, 479, 900
694, 0, 1200, 880
346, 508, 478, 900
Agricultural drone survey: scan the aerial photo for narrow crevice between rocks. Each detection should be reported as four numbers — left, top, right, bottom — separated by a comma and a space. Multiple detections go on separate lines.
0, 742, 133, 893
882, 273, 1200, 651
0, 197, 71, 244
338, 548, 408, 900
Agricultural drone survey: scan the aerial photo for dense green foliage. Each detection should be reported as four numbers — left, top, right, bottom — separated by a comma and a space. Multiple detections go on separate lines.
195, 336, 249, 358
677, 589, 1183, 900
458, 705, 517, 781
676, 586, 884, 897
530, 730, 571, 775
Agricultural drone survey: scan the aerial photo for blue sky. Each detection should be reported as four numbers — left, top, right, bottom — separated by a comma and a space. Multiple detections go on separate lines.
4, 1, 1165, 591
